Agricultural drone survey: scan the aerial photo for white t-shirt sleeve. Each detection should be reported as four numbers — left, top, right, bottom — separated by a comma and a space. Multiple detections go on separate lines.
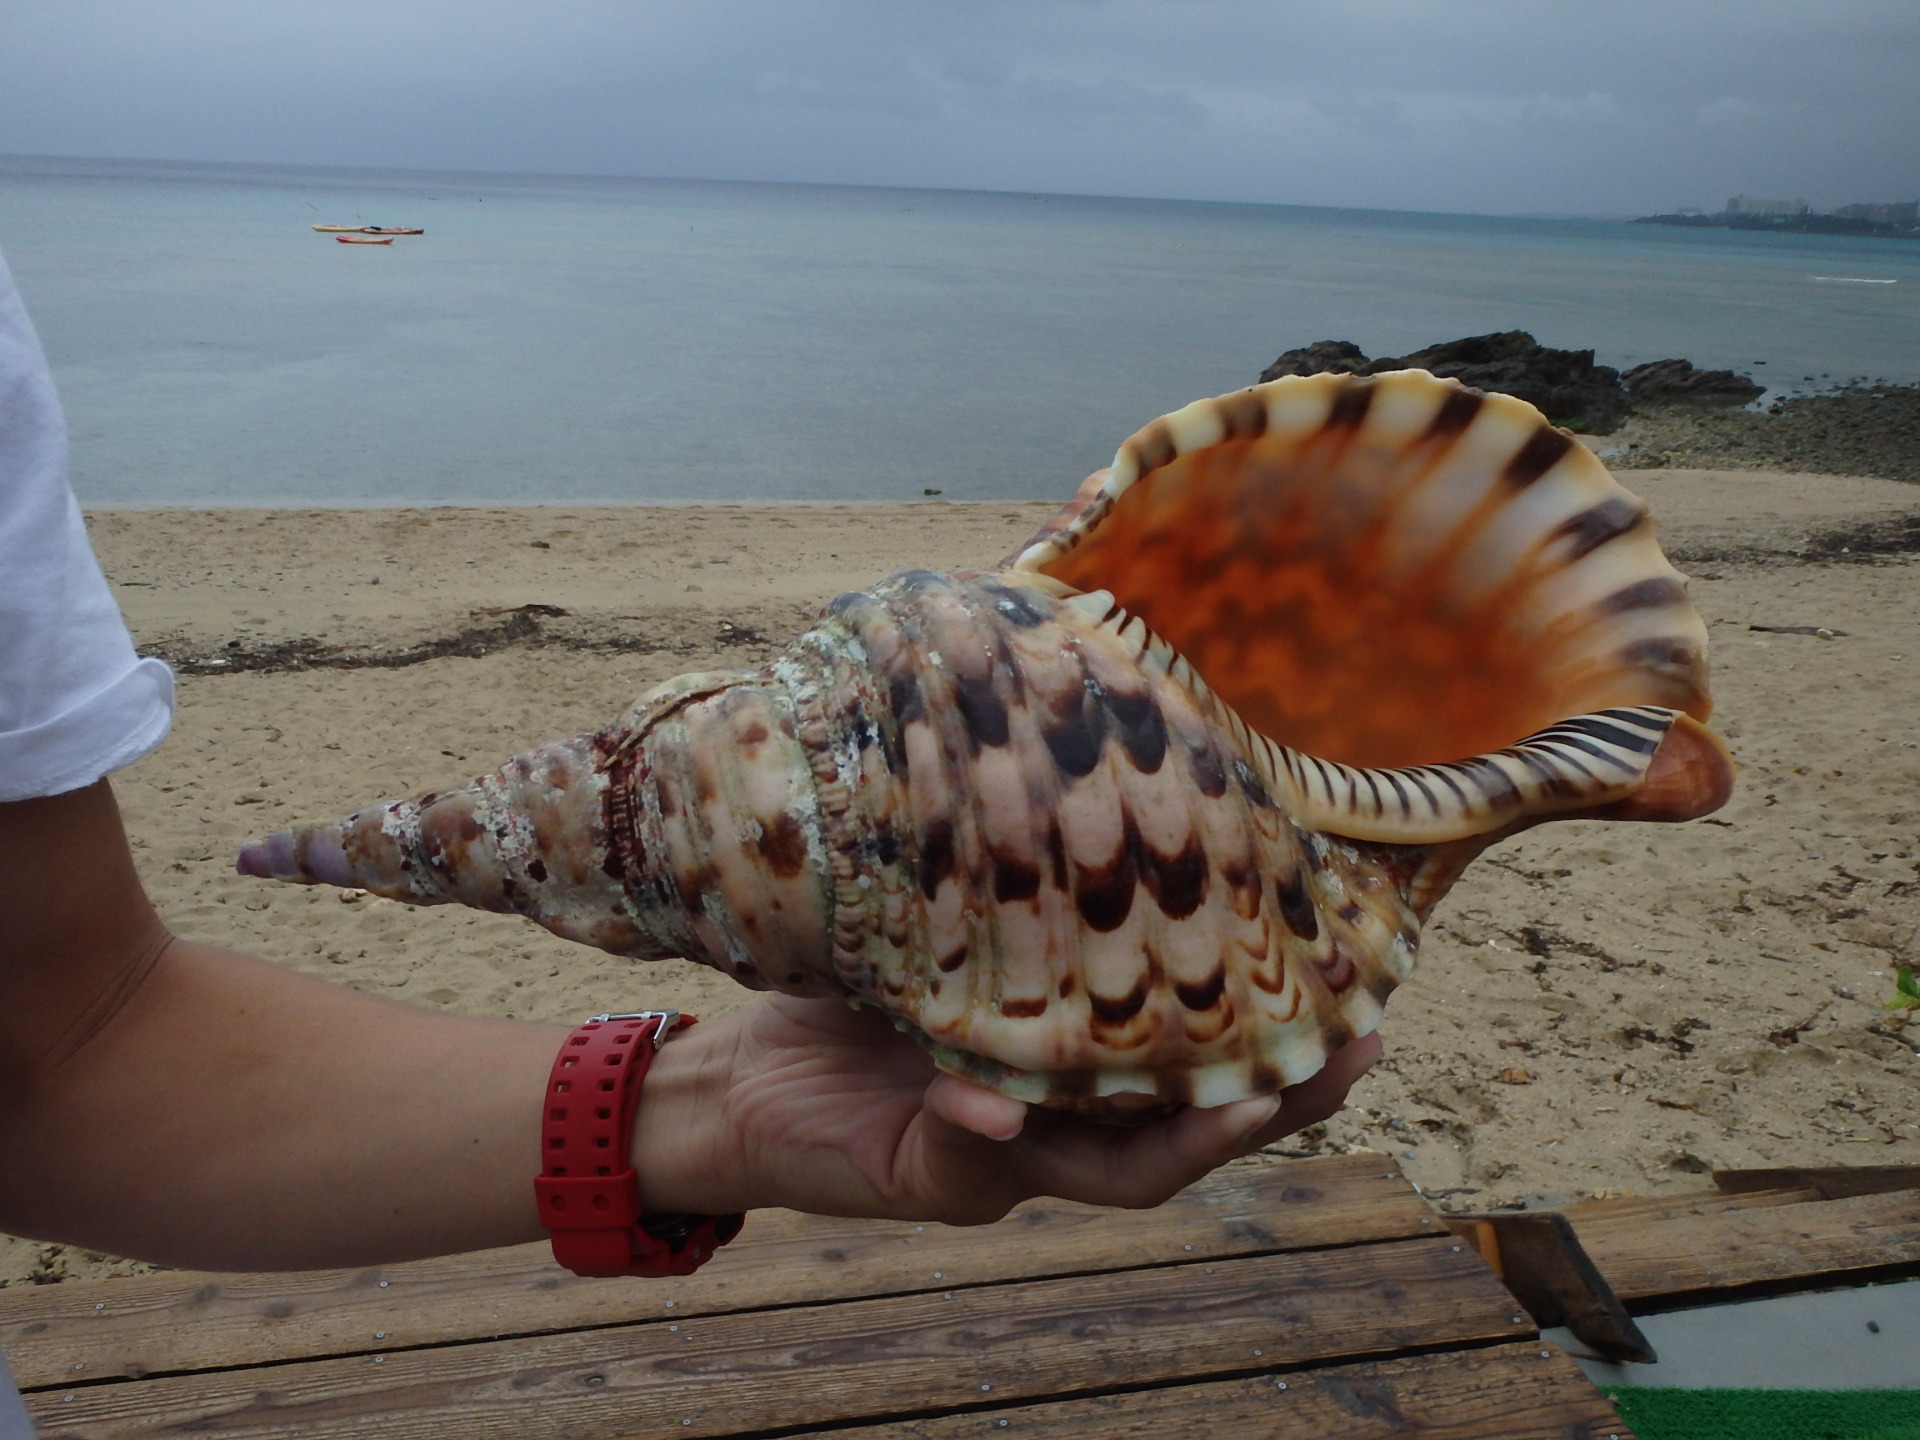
0, 249, 174, 802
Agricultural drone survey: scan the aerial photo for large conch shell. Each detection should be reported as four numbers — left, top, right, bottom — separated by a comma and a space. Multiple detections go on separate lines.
241, 371, 1734, 1116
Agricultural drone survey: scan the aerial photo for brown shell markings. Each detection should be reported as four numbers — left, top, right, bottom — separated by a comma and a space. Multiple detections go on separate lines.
238, 370, 1734, 1117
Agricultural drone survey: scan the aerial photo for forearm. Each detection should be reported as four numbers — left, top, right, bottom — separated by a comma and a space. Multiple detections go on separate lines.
0, 781, 1375, 1267
0, 935, 571, 1271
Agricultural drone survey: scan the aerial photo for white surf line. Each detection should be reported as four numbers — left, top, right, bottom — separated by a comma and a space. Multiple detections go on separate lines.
1809, 275, 1898, 284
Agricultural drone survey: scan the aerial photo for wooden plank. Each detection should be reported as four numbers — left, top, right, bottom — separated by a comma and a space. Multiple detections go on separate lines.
21, 1237, 1527, 1439
1576, 1187, 1920, 1303
1445, 1214, 1653, 1365
1715, 1165, 1920, 1201
1554, 1187, 1821, 1223
1, 1153, 1433, 1389
814, 1342, 1635, 1440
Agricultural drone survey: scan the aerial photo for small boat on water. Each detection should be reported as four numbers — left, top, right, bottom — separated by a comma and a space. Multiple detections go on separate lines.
336, 236, 395, 245
313, 225, 425, 235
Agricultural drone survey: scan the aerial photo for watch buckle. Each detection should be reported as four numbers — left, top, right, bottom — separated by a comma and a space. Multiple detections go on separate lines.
585, 1010, 681, 1048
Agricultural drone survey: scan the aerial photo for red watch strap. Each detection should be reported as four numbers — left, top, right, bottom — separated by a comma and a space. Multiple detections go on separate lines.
534, 1012, 743, 1278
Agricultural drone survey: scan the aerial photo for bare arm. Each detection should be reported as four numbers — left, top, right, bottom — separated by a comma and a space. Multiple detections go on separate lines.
0, 780, 567, 1268
0, 781, 1375, 1271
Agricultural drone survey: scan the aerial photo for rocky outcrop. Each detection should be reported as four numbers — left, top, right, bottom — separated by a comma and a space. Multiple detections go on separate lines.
1258, 340, 1372, 380
1622, 359, 1766, 407
1377, 332, 1631, 434
1258, 331, 1632, 433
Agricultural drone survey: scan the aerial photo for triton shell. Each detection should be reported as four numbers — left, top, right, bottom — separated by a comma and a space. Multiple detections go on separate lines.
240, 370, 1734, 1116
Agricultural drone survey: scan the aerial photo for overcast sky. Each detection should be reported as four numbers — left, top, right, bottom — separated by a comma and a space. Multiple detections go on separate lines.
3, 1, 1915, 216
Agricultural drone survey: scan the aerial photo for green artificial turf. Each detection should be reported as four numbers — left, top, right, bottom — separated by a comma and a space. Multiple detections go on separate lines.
1604, 1388, 1920, 1440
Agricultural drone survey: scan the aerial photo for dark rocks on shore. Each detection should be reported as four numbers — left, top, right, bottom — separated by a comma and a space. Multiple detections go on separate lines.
1258, 339, 1373, 378
1259, 330, 1634, 433
1621, 359, 1766, 408
1254, 334, 1917, 483
1388, 332, 1634, 434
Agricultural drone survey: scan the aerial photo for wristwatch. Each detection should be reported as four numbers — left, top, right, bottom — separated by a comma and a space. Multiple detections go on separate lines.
534, 1011, 744, 1277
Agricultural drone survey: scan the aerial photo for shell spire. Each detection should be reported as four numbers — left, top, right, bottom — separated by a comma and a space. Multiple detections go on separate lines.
242, 371, 1733, 1117
239, 668, 834, 989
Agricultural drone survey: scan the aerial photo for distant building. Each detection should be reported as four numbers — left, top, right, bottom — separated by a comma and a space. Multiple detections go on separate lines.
1725, 195, 1808, 217
1834, 201, 1918, 225
1635, 194, 1917, 238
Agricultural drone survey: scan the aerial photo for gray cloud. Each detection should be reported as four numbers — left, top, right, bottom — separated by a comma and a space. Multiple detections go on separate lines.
2, 1, 1914, 214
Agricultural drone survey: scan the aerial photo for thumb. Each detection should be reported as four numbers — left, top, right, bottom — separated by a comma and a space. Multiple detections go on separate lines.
1161, 1093, 1284, 1170
925, 1072, 1028, 1142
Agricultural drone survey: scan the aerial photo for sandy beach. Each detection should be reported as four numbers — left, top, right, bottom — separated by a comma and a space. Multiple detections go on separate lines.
6, 470, 1918, 1286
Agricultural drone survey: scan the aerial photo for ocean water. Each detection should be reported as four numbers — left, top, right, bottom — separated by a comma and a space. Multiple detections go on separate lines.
3, 154, 1916, 508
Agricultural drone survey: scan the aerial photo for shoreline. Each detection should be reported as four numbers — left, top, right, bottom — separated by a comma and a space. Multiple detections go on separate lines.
8, 466, 1918, 1286
76, 497, 1028, 513
74, 382, 1920, 513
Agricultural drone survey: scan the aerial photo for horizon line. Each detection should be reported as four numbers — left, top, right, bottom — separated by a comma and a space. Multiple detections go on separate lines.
0, 149, 1650, 227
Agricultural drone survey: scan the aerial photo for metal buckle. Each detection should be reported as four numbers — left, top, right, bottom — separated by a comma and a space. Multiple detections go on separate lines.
585, 1010, 681, 1048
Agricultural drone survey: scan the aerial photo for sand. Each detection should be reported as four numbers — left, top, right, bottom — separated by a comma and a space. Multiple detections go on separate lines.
5, 472, 1917, 1285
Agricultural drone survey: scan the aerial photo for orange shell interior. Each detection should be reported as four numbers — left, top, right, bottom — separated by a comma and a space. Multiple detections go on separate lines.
1034, 425, 1707, 772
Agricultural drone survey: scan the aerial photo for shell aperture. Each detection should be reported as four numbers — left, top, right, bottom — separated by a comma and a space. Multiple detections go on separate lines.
238, 371, 1734, 1116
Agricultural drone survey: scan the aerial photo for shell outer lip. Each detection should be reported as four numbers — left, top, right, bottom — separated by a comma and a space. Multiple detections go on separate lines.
1000, 369, 1726, 845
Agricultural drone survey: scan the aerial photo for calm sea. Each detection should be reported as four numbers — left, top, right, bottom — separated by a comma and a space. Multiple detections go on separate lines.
3, 155, 1916, 508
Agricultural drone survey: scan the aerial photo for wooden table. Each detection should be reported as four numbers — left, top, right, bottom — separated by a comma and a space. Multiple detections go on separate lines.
0, 1154, 1634, 1438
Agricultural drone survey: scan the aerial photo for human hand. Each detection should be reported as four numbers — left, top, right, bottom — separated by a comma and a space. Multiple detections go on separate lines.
631, 993, 1380, 1225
